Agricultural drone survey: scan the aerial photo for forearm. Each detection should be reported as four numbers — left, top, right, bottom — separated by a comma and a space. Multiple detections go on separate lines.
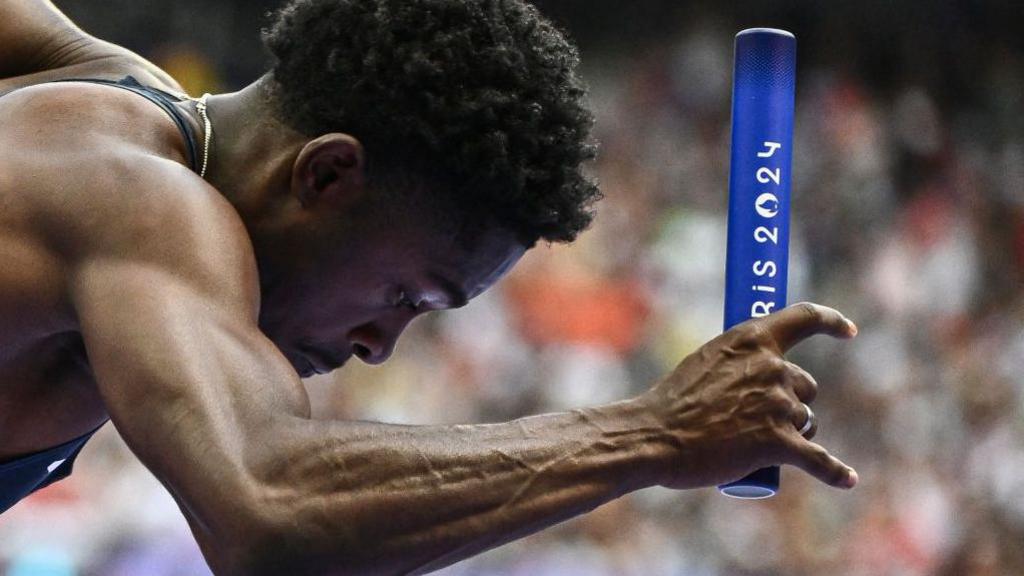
243, 398, 671, 575
76, 253, 861, 575
69, 248, 668, 574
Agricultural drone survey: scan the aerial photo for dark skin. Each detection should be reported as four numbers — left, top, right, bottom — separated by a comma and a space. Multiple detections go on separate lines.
0, 1, 858, 574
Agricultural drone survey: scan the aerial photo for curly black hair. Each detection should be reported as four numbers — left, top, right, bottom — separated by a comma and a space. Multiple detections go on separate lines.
262, 0, 599, 245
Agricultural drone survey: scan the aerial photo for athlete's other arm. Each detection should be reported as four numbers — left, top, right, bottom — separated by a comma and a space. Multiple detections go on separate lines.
0, 0, 181, 90
65, 169, 856, 575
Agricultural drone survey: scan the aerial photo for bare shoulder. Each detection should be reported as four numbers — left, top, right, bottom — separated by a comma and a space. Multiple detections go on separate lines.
71, 154, 261, 319
0, 84, 259, 316
0, 80, 187, 163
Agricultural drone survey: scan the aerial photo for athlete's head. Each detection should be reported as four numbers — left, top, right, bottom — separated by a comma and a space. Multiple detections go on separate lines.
254, 0, 599, 375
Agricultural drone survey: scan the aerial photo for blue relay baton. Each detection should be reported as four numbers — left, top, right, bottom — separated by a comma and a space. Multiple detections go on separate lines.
718, 28, 797, 499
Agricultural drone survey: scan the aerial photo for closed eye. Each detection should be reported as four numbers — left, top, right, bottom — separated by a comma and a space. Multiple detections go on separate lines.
396, 289, 419, 311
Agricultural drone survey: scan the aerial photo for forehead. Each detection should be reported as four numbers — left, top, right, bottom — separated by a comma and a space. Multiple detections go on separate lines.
421, 224, 527, 301
337, 178, 532, 292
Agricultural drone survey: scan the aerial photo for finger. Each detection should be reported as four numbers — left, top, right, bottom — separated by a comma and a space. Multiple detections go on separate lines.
779, 432, 858, 489
762, 302, 858, 353
791, 401, 817, 439
783, 361, 818, 404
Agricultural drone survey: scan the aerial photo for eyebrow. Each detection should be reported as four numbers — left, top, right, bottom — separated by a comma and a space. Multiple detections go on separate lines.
427, 272, 469, 309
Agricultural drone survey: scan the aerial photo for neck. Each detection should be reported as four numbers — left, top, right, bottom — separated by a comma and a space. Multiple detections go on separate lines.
194, 76, 316, 297
199, 75, 307, 226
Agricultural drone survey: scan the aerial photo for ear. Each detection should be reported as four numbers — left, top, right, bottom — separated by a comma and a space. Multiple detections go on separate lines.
290, 134, 367, 210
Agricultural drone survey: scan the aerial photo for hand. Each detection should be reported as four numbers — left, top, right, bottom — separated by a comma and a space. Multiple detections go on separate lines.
639, 302, 859, 491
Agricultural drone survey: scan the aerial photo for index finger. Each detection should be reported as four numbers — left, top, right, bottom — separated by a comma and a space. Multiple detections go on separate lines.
762, 302, 858, 353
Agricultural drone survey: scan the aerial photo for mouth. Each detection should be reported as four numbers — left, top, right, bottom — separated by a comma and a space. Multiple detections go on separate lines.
297, 344, 351, 376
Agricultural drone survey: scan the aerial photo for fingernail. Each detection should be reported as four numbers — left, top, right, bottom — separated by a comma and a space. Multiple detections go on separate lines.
845, 468, 859, 488
845, 319, 859, 337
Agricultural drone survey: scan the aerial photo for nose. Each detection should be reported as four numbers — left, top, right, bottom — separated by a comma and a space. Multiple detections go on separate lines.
346, 316, 414, 365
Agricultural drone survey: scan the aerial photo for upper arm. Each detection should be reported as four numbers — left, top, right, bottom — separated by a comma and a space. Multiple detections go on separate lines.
0, 0, 184, 92
65, 171, 307, 567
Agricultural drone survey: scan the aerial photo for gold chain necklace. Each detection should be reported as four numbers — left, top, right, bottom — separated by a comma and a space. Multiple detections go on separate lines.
188, 93, 213, 178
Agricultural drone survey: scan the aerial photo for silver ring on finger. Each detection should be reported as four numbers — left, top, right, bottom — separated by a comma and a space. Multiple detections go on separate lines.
798, 403, 815, 436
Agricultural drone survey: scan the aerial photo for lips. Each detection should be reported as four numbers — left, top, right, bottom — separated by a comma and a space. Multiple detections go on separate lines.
298, 344, 351, 376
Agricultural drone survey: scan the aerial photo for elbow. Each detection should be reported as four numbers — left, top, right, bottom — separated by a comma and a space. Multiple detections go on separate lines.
204, 505, 312, 576
211, 535, 303, 576
200, 431, 372, 574
203, 491, 364, 576
180, 483, 303, 576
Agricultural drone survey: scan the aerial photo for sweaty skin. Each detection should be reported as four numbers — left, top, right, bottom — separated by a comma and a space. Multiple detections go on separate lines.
0, 2, 858, 575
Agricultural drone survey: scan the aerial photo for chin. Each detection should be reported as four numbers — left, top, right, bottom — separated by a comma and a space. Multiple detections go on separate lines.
295, 359, 319, 378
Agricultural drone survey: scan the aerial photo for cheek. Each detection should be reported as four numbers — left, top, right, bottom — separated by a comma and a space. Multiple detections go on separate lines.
300, 273, 390, 332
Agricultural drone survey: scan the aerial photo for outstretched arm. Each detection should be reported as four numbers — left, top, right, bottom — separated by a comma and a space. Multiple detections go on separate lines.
0, 0, 182, 91
67, 174, 857, 575
0, 0, 83, 76
68, 209, 667, 574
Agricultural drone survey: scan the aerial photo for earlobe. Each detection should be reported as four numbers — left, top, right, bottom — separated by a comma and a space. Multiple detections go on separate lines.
291, 134, 366, 209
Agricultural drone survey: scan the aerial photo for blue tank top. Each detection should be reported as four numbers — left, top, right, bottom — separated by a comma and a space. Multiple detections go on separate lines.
0, 75, 200, 514
0, 424, 104, 514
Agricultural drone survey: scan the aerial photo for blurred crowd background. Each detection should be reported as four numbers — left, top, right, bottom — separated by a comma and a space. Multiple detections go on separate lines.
3, 0, 1023, 574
